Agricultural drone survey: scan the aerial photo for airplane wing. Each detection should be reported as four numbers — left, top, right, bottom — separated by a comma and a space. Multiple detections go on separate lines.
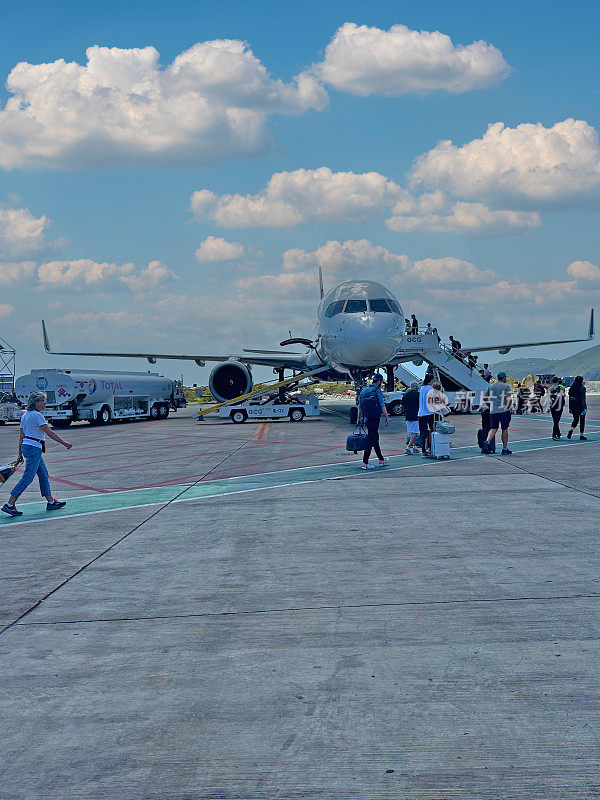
41, 320, 308, 371
459, 309, 594, 355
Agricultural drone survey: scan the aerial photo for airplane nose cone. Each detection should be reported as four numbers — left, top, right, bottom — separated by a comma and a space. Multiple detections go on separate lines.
343, 315, 401, 365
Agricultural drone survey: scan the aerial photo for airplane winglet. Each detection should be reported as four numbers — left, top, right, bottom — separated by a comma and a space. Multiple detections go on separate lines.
318, 266, 324, 300
588, 308, 595, 340
42, 319, 52, 353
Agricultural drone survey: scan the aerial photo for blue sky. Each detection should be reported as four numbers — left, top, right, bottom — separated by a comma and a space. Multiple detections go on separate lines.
1, 0, 599, 382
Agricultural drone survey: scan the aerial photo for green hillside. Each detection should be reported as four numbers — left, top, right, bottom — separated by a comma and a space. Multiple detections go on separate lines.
492, 344, 600, 379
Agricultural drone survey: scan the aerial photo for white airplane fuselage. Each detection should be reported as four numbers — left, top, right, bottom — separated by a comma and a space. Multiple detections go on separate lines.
307, 280, 405, 373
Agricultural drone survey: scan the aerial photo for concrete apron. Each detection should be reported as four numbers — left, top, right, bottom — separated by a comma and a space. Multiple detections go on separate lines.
2, 431, 599, 528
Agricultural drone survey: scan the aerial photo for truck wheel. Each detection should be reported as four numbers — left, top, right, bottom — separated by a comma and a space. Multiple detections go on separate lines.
289, 408, 305, 422
230, 409, 248, 424
388, 400, 403, 416
158, 404, 169, 419
150, 404, 160, 419
349, 406, 358, 425
96, 406, 112, 425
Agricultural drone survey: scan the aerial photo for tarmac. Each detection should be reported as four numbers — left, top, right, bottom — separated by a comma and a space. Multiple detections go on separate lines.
0, 399, 599, 800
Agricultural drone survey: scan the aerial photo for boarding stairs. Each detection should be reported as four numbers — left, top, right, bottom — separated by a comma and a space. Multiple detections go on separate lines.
395, 332, 490, 406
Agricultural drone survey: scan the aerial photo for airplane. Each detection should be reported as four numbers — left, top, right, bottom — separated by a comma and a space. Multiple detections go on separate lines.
42, 269, 594, 422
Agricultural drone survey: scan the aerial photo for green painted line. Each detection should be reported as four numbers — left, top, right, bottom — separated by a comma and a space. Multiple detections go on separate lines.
2, 432, 599, 527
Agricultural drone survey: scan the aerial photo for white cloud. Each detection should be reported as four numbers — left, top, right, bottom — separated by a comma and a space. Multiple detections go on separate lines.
0, 304, 13, 318
37, 258, 177, 290
283, 238, 410, 275
120, 260, 178, 292
235, 271, 317, 298
386, 191, 540, 235
431, 279, 580, 305
191, 167, 406, 227
0, 42, 327, 169
241, 239, 496, 300
55, 311, 144, 326
411, 119, 600, 204
0, 261, 37, 285
409, 257, 496, 284
0, 205, 66, 258
314, 22, 510, 96
566, 260, 600, 281
195, 236, 245, 263
191, 168, 537, 236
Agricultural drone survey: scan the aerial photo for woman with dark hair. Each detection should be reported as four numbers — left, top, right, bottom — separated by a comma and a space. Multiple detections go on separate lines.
566, 376, 587, 440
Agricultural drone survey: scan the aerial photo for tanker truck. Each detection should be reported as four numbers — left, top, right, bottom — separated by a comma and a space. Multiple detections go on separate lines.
15, 369, 185, 427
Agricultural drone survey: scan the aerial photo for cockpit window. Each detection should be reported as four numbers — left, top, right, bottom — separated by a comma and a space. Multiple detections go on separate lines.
369, 298, 392, 312
387, 300, 401, 314
344, 299, 368, 313
326, 300, 345, 317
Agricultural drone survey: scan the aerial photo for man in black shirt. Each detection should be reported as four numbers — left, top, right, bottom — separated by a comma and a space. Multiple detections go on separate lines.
401, 381, 420, 453
410, 314, 419, 334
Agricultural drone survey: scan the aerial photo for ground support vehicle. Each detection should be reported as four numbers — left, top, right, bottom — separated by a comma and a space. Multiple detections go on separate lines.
15, 369, 186, 426
218, 391, 320, 423
0, 396, 23, 425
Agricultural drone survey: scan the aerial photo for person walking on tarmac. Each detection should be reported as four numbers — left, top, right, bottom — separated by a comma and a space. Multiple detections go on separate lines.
401, 381, 420, 454
548, 376, 565, 440
566, 375, 587, 440
358, 373, 389, 470
482, 372, 513, 455
417, 373, 435, 458
1, 391, 72, 517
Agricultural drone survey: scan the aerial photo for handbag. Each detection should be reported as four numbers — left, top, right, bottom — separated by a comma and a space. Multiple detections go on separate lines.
435, 420, 455, 435
0, 460, 20, 484
346, 423, 370, 453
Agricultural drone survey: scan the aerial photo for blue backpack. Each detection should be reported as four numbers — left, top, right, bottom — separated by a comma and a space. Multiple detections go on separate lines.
360, 385, 383, 418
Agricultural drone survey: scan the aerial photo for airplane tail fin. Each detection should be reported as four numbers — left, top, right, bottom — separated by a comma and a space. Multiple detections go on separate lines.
318, 266, 324, 300
588, 308, 595, 340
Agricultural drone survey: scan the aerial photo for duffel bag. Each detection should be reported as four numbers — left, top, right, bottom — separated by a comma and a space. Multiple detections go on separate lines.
435, 421, 455, 435
346, 425, 370, 453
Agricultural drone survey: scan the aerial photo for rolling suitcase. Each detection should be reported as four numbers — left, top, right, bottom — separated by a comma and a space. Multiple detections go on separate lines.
430, 431, 450, 459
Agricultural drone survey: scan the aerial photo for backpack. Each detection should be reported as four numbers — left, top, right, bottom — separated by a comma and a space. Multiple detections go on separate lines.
360, 385, 383, 418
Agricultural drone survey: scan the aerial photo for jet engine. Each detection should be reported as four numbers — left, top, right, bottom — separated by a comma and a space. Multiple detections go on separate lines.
209, 361, 253, 402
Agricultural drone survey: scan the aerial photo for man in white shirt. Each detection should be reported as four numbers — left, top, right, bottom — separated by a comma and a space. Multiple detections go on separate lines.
417, 373, 435, 457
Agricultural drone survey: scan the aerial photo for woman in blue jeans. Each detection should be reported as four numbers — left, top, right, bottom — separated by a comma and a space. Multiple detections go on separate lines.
2, 391, 73, 517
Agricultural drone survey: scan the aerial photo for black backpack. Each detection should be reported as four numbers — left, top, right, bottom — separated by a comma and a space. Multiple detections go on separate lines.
361, 386, 383, 418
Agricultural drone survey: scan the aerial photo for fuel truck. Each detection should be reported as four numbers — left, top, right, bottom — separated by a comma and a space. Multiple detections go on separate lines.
15, 369, 185, 427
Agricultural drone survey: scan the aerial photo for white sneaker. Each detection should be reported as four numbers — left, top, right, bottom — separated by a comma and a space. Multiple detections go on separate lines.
378, 458, 388, 466
405, 447, 412, 455
361, 463, 375, 470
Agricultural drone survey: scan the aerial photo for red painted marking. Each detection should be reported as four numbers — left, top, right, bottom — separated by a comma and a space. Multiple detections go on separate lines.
255, 423, 270, 441
10, 467, 108, 494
